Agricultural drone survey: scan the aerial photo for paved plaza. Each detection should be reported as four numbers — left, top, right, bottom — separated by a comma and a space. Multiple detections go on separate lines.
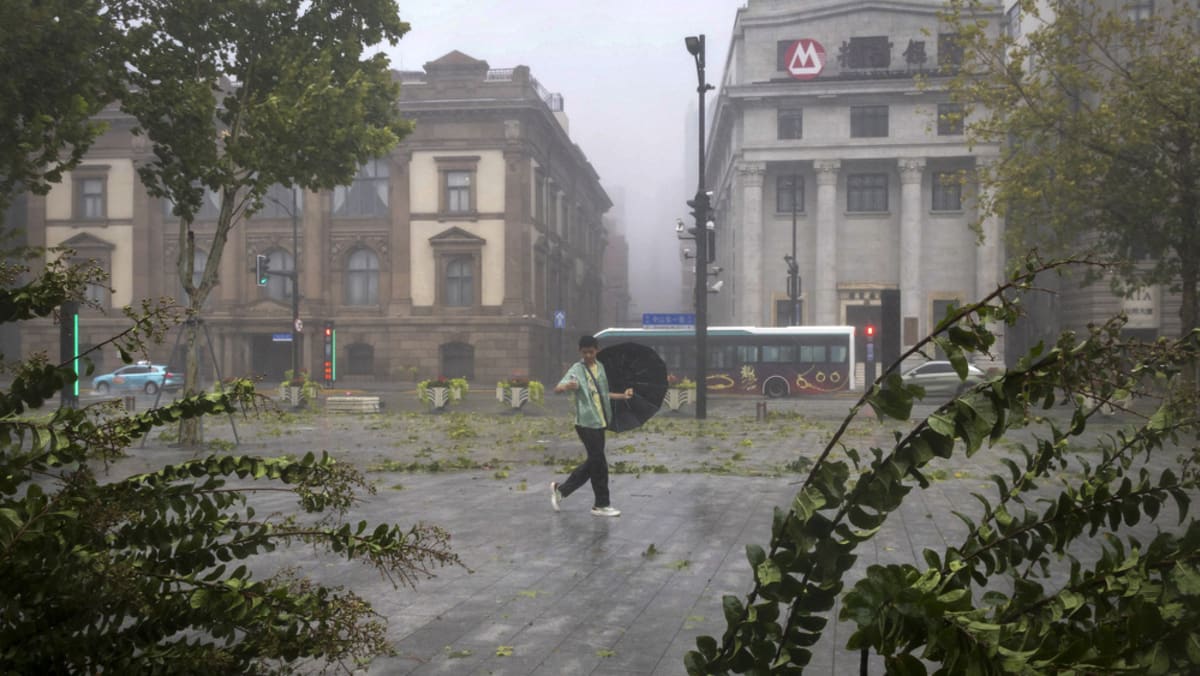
107, 388, 1184, 675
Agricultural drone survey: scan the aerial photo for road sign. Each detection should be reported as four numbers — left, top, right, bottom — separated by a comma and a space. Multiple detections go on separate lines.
554, 310, 566, 329
642, 313, 695, 328
784, 39, 826, 80
294, 318, 303, 333
272, 333, 292, 342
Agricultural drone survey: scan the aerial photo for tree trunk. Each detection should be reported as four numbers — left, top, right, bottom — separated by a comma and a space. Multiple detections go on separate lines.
178, 317, 203, 445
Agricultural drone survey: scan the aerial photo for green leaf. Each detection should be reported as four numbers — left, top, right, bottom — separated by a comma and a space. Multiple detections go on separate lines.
756, 559, 783, 586
746, 544, 767, 568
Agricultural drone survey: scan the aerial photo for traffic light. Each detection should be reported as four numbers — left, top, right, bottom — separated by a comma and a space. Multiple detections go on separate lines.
255, 254, 270, 286
687, 191, 717, 263
865, 325, 875, 340
322, 321, 335, 385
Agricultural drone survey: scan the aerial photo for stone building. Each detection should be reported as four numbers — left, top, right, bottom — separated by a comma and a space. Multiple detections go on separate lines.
20, 51, 612, 387
703, 0, 1004, 376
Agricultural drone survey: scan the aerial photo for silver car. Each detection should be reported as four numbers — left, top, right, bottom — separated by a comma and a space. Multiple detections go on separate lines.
900, 360, 986, 398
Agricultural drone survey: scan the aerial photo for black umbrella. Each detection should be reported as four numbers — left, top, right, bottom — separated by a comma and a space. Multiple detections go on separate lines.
598, 342, 668, 432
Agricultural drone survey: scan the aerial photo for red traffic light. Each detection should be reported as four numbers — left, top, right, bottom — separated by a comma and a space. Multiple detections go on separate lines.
865, 325, 875, 337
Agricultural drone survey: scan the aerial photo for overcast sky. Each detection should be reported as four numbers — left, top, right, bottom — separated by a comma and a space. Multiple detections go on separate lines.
380, 0, 742, 320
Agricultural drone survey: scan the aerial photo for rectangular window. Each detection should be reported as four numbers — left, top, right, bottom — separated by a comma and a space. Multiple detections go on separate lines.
847, 36, 891, 69
79, 178, 105, 220
762, 344, 797, 363
535, 174, 545, 223
333, 159, 389, 218
710, 345, 736, 369
932, 172, 963, 211
938, 33, 963, 68
937, 103, 964, 135
799, 345, 828, 363
446, 171, 472, 213
163, 187, 221, 221
851, 105, 888, 138
776, 175, 804, 213
1126, 0, 1154, 23
256, 184, 303, 219
736, 345, 758, 364
829, 345, 848, 363
847, 174, 888, 212
446, 256, 473, 306
777, 109, 803, 140
1004, 4, 1022, 40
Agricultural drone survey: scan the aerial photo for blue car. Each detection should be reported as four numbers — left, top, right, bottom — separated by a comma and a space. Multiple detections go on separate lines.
92, 363, 182, 395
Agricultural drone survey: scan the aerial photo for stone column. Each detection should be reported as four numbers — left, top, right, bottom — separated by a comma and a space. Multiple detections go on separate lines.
814, 160, 840, 325
975, 156, 1005, 368
736, 162, 766, 325
388, 150, 412, 314
899, 157, 926, 347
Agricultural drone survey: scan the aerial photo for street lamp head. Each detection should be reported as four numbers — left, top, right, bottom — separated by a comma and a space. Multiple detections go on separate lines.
708, 280, 724, 294
685, 35, 702, 56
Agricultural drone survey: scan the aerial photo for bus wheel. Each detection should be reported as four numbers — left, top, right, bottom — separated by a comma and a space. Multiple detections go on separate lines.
764, 378, 789, 398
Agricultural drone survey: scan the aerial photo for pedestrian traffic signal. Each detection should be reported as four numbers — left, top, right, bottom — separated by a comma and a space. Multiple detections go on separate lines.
322, 321, 335, 385
255, 254, 270, 286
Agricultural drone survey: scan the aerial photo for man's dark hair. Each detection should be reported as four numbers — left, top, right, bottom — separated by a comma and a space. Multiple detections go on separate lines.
578, 335, 599, 349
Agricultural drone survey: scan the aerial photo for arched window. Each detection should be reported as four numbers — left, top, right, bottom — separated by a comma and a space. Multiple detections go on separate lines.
344, 248, 379, 306
446, 256, 473, 307
265, 249, 294, 302
440, 342, 474, 380
345, 342, 374, 375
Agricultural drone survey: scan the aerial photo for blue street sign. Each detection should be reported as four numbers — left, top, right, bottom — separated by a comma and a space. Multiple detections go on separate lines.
553, 310, 566, 329
272, 333, 293, 342
642, 313, 695, 328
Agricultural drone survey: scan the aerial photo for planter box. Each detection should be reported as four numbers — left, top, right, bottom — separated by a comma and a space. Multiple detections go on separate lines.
664, 388, 692, 412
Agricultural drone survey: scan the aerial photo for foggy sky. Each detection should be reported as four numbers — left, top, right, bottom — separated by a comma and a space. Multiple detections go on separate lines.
381, 0, 740, 320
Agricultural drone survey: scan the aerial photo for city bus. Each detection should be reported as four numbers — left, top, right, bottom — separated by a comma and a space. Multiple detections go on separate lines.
594, 326, 857, 397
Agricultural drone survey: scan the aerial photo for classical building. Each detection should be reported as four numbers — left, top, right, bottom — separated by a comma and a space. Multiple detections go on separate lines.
703, 0, 1004, 377
19, 51, 612, 386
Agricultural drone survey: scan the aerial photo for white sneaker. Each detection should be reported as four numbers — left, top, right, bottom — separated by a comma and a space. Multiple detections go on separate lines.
550, 482, 562, 511
591, 506, 621, 517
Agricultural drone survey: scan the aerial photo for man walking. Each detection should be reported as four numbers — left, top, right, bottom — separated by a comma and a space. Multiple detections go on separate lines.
550, 335, 633, 517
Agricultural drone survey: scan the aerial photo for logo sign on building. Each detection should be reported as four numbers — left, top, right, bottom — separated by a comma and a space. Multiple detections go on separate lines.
785, 39, 826, 80
1122, 285, 1161, 330
642, 313, 695, 329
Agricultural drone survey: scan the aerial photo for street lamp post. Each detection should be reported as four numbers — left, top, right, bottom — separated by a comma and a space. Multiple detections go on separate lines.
289, 187, 300, 381
786, 171, 801, 325
265, 189, 302, 384
686, 34, 715, 420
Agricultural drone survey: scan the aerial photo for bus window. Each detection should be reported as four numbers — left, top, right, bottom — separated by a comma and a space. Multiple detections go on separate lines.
829, 345, 848, 363
710, 345, 736, 369
800, 344, 827, 363
762, 344, 796, 363
737, 345, 759, 364
659, 344, 686, 371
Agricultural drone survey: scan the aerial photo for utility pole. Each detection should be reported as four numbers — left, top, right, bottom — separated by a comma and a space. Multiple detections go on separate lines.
685, 34, 715, 420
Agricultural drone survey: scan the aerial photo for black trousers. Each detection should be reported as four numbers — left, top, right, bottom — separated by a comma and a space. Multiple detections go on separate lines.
558, 425, 610, 508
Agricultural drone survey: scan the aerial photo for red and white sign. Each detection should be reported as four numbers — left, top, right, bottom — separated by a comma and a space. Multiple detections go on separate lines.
784, 39, 826, 80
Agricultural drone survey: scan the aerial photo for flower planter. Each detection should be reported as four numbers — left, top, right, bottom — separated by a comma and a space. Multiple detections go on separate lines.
663, 387, 692, 412
426, 386, 452, 411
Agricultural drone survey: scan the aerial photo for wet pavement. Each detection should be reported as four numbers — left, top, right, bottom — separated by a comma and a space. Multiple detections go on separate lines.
109, 388, 1187, 675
